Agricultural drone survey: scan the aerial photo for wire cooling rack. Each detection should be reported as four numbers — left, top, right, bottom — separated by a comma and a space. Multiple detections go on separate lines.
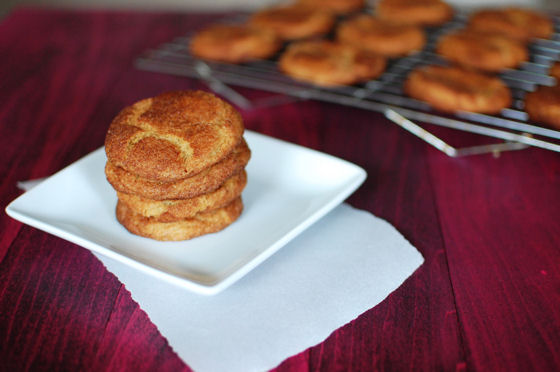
135, 11, 560, 155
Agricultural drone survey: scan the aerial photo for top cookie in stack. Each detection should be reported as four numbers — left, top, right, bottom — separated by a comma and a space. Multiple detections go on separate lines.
104, 90, 251, 241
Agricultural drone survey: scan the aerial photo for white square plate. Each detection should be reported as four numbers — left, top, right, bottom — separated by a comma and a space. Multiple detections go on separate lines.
6, 131, 366, 295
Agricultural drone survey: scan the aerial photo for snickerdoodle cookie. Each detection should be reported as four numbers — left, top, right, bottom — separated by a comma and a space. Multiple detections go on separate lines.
337, 14, 426, 57
249, 5, 335, 40
376, 0, 453, 27
404, 65, 511, 113
117, 170, 247, 222
525, 86, 560, 129
468, 7, 553, 41
436, 29, 528, 72
278, 40, 386, 86
105, 138, 251, 200
189, 24, 282, 63
105, 90, 244, 182
116, 197, 244, 241
297, 0, 365, 14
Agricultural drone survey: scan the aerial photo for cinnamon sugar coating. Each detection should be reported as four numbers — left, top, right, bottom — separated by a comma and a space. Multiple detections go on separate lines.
249, 5, 335, 41
337, 14, 426, 57
525, 86, 560, 129
404, 65, 511, 114
279, 40, 386, 86
376, 0, 453, 27
468, 7, 553, 41
190, 24, 282, 63
105, 138, 251, 200
105, 91, 244, 182
117, 170, 247, 222
116, 197, 244, 241
436, 29, 528, 72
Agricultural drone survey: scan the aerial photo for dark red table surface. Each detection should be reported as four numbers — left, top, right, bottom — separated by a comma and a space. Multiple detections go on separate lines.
1, 7, 559, 372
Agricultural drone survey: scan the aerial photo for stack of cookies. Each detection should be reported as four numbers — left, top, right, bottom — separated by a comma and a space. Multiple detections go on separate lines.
104, 90, 251, 241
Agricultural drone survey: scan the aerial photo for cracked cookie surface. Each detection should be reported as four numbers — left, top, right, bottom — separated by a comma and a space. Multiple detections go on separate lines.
105, 90, 244, 182
105, 138, 251, 200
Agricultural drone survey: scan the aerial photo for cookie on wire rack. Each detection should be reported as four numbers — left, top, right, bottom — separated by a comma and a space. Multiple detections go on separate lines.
467, 7, 553, 41
249, 4, 335, 41
189, 24, 282, 63
376, 0, 453, 27
404, 65, 512, 114
436, 29, 528, 72
278, 40, 386, 87
337, 14, 426, 57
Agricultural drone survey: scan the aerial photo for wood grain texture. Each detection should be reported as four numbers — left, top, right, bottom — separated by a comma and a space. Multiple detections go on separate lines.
247, 102, 466, 371
425, 129, 560, 370
0, 7, 558, 372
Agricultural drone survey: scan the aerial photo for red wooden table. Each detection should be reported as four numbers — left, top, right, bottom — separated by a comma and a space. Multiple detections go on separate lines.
1, 7, 559, 371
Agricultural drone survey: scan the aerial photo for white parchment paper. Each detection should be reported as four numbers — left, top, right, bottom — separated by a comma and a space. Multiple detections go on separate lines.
95, 203, 424, 372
